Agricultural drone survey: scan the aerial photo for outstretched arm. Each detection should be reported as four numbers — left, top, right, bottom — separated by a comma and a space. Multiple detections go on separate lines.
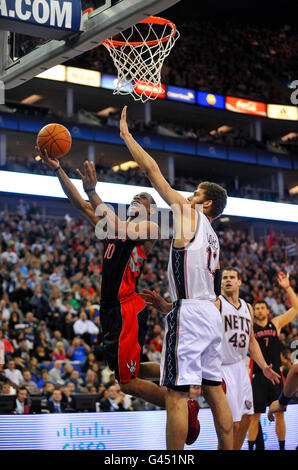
268, 363, 298, 421
272, 272, 298, 334
248, 304, 280, 385
77, 161, 159, 241
120, 106, 188, 208
37, 147, 99, 227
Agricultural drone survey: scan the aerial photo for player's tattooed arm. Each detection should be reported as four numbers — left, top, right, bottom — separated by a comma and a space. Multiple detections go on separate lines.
139, 289, 172, 314
272, 272, 298, 334
120, 106, 188, 208
36, 147, 99, 227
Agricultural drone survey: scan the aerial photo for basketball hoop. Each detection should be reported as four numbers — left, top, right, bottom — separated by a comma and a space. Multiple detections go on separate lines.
102, 16, 180, 103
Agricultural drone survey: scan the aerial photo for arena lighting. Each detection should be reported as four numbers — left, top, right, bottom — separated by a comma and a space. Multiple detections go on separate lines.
0, 171, 297, 223
21, 95, 43, 105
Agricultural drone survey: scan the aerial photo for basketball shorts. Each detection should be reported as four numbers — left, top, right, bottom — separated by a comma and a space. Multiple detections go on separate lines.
222, 360, 254, 422
100, 293, 148, 383
160, 299, 223, 388
251, 370, 284, 413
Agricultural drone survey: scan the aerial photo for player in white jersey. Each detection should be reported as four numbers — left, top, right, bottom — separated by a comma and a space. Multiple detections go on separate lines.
214, 267, 280, 450
142, 267, 280, 450
120, 106, 233, 450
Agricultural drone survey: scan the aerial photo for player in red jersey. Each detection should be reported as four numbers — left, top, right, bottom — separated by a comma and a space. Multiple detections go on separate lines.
248, 272, 298, 450
37, 147, 199, 444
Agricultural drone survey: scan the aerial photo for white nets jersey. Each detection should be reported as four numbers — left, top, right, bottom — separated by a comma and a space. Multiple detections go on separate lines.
168, 212, 219, 302
219, 295, 252, 365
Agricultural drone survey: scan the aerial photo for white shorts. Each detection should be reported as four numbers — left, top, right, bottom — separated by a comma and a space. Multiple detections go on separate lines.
160, 299, 223, 388
222, 360, 254, 422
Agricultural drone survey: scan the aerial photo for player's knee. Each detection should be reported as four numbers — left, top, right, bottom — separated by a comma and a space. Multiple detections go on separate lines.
233, 422, 240, 434
120, 379, 140, 397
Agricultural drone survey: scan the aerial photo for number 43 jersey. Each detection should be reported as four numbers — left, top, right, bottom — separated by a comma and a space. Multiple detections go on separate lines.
219, 295, 252, 365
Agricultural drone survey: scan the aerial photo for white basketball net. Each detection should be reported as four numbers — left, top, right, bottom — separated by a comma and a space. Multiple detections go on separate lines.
102, 17, 180, 103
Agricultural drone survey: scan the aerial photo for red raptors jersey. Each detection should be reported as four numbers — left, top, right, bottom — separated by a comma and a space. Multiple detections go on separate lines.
101, 238, 147, 303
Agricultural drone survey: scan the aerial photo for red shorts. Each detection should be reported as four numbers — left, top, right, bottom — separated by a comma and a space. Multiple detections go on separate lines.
100, 293, 149, 383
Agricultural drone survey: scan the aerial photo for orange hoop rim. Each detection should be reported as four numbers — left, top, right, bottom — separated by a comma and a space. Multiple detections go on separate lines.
102, 16, 177, 48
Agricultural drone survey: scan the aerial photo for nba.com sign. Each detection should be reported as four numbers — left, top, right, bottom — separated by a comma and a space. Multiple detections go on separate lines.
0, 0, 82, 38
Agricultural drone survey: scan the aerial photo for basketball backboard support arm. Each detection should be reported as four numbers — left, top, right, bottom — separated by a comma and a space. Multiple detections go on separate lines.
0, 0, 181, 90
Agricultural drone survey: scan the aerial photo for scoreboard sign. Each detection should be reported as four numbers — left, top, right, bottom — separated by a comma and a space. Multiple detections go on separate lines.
0, 0, 82, 39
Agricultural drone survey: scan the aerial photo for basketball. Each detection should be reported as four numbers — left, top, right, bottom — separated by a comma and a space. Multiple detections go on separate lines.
36, 123, 72, 159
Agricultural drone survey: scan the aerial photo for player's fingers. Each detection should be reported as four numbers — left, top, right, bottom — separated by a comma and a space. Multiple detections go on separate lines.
76, 169, 84, 179
142, 289, 153, 295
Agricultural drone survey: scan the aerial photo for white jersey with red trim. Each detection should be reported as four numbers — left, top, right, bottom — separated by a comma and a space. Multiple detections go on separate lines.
219, 295, 252, 365
168, 212, 219, 302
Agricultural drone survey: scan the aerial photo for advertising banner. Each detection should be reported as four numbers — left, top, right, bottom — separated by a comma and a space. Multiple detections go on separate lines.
267, 104, 298, 121
0, 407, 297, 450
0, 0, 82, 39
101, 74, 133, 93
197, 92, 225, 109
134, 81, 166, 99
226, 96, 267, 116
166, 86, 196, 104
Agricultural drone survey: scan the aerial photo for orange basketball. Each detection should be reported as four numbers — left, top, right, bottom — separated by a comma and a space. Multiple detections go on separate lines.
37, 123, 72, 159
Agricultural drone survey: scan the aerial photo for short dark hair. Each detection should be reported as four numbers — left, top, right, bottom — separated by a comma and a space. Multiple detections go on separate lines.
253, 300, 270, 310
222, 266, 241, 279
199, 181, 227, 219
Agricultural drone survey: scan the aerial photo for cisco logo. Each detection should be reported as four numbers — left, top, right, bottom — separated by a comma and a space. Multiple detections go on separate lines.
56, 422, 111, 450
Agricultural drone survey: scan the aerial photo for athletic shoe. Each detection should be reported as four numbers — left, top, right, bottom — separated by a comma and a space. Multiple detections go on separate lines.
185, 399, 200, 445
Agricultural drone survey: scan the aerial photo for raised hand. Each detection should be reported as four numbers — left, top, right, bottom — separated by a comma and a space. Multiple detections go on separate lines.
76, 161, 97, 192
277, 271, 290, 290
120, 105, 130, 140
36, 146, 60, 171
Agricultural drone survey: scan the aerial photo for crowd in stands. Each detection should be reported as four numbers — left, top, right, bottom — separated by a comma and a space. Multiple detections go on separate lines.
0, 202, 297, 413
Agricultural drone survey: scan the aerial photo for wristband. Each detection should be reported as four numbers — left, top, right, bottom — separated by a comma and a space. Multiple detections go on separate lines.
85, 188, 96, 194
278, 391, 291, 406
54, 166, 61, 173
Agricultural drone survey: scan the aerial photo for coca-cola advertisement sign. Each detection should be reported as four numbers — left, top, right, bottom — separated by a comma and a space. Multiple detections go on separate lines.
226, 96, 267, 116
134, 81, 166, 99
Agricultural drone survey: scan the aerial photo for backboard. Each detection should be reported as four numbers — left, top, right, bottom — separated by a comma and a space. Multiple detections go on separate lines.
0, 0, 181, 90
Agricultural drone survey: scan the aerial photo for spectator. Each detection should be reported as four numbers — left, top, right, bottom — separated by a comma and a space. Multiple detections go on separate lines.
33, 345, 52, 365
84, 369, 100, 390
13, 387, 30, 414
0, 382, 13, 395
73, 311, 99, 345
47, 389, 68, 413
50, 330, 69, 351
21, 370, 40, 395
64, 370, 83, 392
100, 384, 129, 412
48, 361, 64, 385
52, 342, 68, 361
37, 369, 51, 390
67, 337, 90, 363
4, 359, 23, 389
